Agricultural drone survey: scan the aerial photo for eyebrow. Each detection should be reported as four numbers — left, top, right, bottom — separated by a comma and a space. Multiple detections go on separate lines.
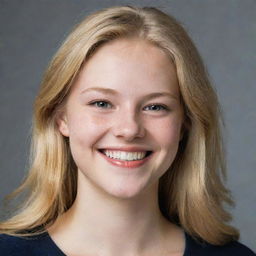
81, 87, 179, 101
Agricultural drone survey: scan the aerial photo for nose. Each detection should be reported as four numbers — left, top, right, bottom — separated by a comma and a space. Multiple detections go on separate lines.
112, 110, 145, 141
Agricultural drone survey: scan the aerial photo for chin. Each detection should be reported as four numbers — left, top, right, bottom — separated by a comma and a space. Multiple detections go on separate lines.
101, 179, 155, 200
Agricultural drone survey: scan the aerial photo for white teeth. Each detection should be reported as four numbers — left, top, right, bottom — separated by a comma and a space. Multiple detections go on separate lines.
102, 150, 147, 161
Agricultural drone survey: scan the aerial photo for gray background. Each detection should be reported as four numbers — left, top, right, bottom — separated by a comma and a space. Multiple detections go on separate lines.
0, 0, 255, 251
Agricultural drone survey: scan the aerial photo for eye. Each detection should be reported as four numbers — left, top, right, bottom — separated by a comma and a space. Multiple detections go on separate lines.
89, 100, 112, 109
143, 104, 169, 112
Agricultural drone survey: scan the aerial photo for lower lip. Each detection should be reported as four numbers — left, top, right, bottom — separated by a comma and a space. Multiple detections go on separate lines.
98, 151, 153, 168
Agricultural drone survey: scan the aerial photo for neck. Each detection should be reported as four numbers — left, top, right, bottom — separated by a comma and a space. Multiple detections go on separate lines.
48, 171, 184, 256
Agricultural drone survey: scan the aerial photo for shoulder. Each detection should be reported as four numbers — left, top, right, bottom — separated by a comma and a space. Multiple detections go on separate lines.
185, 233, 256, 256
0, 233, 64, 256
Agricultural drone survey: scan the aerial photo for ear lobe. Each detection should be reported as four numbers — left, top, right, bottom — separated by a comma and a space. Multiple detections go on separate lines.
56, 114, 70, 137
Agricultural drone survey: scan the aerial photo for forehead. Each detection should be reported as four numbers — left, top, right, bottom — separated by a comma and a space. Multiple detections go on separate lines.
87, 38, 174, 70
71, 38, 179, 96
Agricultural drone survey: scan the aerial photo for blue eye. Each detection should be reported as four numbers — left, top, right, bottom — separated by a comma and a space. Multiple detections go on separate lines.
88, 101, 169, 112
89, 100, 112, 109
144, 104, 168, 111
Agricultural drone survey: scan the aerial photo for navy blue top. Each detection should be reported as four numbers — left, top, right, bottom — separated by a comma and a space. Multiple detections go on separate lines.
0, 231, 255, 255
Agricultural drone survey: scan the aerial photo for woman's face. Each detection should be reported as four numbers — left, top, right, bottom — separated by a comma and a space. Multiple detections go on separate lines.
58, 38, 184, 199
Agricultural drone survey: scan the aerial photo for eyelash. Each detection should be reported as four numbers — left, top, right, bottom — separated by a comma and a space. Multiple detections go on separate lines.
88, 100, 169, 112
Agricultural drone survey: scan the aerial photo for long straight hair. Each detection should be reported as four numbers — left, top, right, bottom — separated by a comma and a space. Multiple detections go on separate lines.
0, 5, 239, 245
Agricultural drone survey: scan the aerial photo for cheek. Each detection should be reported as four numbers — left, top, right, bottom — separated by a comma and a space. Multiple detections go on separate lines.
161, 119, 183, 166
69, 113, 106, 137
68, 112, 109, 147
153, 117, 183, 148
67, 113, 109, 170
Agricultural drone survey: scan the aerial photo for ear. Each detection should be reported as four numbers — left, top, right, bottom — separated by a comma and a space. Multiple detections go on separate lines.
56, 112, 70, 137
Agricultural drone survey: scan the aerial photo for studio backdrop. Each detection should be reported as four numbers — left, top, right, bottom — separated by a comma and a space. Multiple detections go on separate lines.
0, 0, 255, 250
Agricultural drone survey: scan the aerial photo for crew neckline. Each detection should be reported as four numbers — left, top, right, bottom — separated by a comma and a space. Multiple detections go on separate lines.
42, 229, 190, 256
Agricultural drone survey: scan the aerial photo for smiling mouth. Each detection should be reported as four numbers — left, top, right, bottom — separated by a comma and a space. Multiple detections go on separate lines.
98, 149, 152, 161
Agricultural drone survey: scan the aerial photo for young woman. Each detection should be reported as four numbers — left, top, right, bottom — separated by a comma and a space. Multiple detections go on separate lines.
0, 5, 255, 256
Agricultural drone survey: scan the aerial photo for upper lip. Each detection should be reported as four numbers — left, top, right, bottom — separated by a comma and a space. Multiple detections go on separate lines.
98, 147, 152, 152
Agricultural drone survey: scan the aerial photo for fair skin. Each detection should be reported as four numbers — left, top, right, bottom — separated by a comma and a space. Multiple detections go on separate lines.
49, 38, 185, 256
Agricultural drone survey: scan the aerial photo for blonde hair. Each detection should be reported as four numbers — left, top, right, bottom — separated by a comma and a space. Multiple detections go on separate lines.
0, 5, 239, 245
